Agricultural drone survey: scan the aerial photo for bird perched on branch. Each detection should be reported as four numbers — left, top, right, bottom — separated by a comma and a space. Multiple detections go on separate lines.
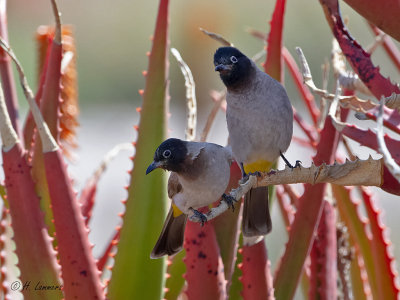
146, 138, 233, 258
214, 46, 298, 237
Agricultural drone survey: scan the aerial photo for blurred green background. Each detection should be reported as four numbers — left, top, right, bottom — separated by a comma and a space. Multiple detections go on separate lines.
5, 0, 400, 295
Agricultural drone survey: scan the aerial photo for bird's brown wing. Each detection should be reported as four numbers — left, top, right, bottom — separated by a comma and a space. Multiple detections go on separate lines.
150, 173, 187, 259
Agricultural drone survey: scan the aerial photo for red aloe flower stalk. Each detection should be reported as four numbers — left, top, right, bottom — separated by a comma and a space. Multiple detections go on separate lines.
308, 200, 337, 299
0, 0, 22, 141
319, 0, 400, 99
183, 216, 227, 300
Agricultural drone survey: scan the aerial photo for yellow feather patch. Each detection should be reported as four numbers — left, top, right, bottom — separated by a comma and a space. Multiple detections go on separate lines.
244, 160, 274, 173
172, 203, 184, 217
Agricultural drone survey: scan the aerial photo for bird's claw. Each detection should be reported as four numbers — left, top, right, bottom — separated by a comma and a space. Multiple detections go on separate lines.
222, 193, 236, 212
248, 171, 262, 177
190, 208, 207, 226
280, 151, 302, 170
293, 160, 302, 169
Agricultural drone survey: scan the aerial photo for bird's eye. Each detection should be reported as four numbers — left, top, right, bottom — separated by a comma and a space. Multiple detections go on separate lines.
230, 56, 238, 63
162, 149, 171, 159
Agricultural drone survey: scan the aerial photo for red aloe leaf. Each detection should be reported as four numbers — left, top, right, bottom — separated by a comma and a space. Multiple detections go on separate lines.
165, 251, 186, 300
381, 166, 400, 195
183, 218, 227, 300
38, 27, 62, 141
0, 206, 11, 299
320, 0, 400, 99
239, 241, 274, 300
44, 150, 104, 299
274, 115, 340, 299
0, 0, 22, 140
29, 6, 64, 238
107, 0, 170, 298
333, 185, 382, 299
308, 201, 337, 299
36, 25, 79, 156
213, 162, 242, 287
350, 245, 372, 300
293, 108, 317, 147
97, 230, 119, 272
274, 183, 326, 299
283, 47, 319, 126
263, 0, 286, 82
343, 0, 400, 42
275, 186, 311, 297
360, 188, 400, 298
79, 176, 96, 226
369, 24, 400, 72
23, 40, 49, 153
335, 121, 400, 194
276, 185, 295, 227
359, 106, 400, 137
3, 145, 62, 300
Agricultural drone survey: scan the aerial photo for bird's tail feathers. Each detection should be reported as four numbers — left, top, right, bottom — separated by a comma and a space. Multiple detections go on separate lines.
150, 205, 188, 259
242, 186, 272, 237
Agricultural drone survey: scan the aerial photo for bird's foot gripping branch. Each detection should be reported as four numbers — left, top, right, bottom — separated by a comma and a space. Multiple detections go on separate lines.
190, 156, 383, 223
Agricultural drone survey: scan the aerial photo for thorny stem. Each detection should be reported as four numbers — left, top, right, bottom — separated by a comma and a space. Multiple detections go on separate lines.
0, 37, 58, 153
190, 157, 383, 223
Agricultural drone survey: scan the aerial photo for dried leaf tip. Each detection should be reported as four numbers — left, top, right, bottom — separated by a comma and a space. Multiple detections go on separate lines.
0, 37, 58, 152
171, 48, 197, 141
0, 83, 18, 151
199, 28, 233, 46
50, 0, 62, 44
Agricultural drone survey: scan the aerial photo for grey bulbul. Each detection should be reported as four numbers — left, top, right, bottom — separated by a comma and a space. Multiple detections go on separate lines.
214, 46, 296, 237
146, 138, 233, 258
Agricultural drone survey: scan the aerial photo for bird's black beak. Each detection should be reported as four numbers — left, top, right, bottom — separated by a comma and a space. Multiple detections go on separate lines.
215, 64, 232, 72
146, 161, 163, 175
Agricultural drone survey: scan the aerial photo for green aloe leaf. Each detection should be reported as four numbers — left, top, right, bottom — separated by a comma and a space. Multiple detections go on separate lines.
107, 0, 170, 298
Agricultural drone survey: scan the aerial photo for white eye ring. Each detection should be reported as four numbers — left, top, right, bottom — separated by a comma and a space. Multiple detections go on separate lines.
230, 56, 238, 63
163, 149, 171, 159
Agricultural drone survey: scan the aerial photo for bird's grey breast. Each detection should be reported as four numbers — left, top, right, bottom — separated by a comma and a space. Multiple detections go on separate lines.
226, 69, 293, 164
173, 144, 231, 212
